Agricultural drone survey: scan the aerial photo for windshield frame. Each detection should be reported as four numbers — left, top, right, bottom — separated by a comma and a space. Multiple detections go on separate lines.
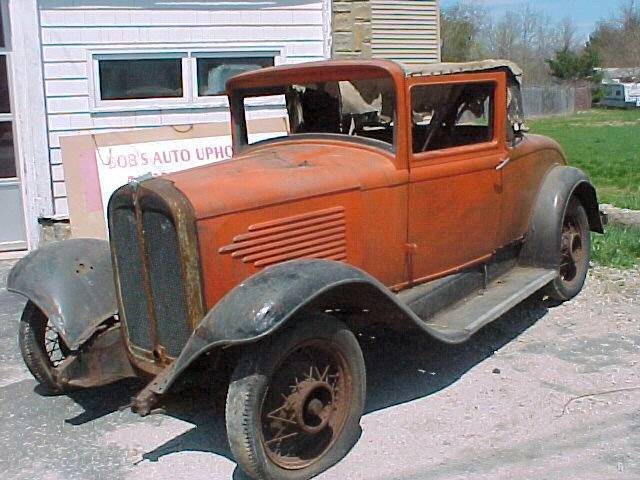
227, 62, 405, 155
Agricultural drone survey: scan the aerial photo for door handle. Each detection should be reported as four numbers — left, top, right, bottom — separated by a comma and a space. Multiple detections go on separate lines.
495, 157, 510, 170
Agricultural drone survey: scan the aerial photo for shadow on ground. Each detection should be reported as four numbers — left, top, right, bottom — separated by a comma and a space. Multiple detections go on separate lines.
51, 297, 549, 478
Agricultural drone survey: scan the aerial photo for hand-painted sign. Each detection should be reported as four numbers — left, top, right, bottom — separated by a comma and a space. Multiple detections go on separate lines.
95, 132, 283, 220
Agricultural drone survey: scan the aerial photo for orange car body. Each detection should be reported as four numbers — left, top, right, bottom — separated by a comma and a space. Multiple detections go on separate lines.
167, 60, 561, 307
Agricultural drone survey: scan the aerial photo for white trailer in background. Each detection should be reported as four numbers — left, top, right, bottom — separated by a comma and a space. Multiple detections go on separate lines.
601, 82, 640, 109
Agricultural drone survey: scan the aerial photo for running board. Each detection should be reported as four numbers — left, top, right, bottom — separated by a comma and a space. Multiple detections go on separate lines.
418, 267, 557, 344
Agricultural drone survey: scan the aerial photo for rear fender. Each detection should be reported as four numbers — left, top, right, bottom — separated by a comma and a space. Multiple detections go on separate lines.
149, 260, 432, 396
7, 238, 117, 350
520, 166, 603, 269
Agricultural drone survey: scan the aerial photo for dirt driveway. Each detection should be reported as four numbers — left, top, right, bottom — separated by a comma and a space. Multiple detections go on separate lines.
1, 260, 638, 480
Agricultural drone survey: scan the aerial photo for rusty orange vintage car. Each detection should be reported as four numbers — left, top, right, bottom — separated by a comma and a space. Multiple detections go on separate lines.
8, 59, 605, 479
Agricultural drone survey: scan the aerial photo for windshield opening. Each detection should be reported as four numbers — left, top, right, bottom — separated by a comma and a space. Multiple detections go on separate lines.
234, 75, 396, 151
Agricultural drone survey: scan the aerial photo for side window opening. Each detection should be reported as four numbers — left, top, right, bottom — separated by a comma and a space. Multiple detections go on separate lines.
411, 82, 495, 153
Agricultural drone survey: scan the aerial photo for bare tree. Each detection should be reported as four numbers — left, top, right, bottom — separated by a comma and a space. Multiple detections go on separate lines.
440, 1, 489, 61
440, 1, 587, 84
590, 0, 640, 67
558, 16, 578, 51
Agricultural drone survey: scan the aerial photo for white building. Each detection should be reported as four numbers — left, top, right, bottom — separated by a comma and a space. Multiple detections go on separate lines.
0, 0, 439, 254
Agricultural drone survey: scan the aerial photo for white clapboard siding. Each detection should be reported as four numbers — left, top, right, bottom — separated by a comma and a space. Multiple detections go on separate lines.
39, 0, 328, 216
371, 0, 441, 66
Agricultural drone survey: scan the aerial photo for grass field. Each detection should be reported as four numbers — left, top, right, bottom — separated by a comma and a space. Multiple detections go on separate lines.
591, 226, 640, 268
528, 109, 640, 268
528, 109, 640, 210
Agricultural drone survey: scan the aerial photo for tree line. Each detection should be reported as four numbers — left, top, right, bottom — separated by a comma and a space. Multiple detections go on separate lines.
441, 0, 640, 85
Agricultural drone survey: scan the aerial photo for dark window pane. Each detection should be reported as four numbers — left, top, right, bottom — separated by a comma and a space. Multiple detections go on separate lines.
0, 122, 16, 178
411, 82, 494, 153
197, 56, 273, 96
0, 56, 10, 113
98, 58, 183, 101
0, 5, 5, 49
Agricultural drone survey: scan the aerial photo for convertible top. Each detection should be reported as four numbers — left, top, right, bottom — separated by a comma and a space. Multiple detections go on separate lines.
404, 59, 523, 82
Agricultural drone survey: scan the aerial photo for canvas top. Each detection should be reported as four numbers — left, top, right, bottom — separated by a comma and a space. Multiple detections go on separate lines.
404, 59, 523, 82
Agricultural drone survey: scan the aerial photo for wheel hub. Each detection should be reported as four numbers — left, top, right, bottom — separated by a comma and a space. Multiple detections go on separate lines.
294, 380, 334, 434
560, 216, 584, 281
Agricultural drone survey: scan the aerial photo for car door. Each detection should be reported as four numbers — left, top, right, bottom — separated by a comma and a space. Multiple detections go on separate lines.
407, 72, 508, 282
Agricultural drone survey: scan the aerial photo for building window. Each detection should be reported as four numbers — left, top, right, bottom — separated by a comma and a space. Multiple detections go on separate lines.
91, 50, 279, 111
0, 2, 5, 50
0, 121, 15, 178
0, 56, 9, 113
197, 56, 274, 97
98, 58, 184, 101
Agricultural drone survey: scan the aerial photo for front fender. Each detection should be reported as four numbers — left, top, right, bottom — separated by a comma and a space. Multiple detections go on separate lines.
149, 259, 431, 395
7, 238, 117, 350
520, 165, 603, 269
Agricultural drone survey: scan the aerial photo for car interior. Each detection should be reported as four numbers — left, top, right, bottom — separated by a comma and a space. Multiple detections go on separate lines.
284, 79, 396, 146
411, 82, 494, 153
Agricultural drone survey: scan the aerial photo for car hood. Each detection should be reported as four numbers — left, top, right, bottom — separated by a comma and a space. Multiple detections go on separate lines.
162, 140, 401, 220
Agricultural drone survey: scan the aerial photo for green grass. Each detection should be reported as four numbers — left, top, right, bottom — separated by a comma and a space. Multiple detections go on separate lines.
528, 109, 640, 210
591, 225, 640, 268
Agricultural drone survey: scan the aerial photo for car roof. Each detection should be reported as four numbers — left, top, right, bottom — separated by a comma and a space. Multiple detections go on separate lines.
226, 59, 523, 92
404, 59, 523, 82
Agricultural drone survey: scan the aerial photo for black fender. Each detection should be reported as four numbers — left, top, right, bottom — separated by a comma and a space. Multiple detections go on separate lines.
150, 259, 435, 395
520, 165, 604, 269
7, 238, 117, 350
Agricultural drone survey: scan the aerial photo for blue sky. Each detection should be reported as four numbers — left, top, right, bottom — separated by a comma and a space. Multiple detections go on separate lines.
440, 1, 622, 40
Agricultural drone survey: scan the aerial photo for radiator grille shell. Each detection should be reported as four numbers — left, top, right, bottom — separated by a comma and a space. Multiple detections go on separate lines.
108, 179, 204, 367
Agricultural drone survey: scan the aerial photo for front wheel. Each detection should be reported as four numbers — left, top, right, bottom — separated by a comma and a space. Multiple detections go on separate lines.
545, 197, 591, 302
226, 313, 366, 480
18, 301, 71, 393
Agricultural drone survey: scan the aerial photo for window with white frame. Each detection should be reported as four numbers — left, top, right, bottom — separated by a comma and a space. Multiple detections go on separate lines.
98, 57, 184, 100
91, 50, 278, 111
196, 55, 274, 97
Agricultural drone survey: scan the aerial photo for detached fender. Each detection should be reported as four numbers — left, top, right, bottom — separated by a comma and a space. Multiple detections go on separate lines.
150, 259, 431, 395
520, 165, 604, 269
7, 238, 117, 350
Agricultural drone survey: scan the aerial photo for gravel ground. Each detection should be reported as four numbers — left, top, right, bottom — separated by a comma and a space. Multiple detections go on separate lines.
0, 260, 638, 480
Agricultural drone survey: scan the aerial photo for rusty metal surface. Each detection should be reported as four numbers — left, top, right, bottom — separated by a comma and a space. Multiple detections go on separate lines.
58, 324, 136, 389
218, 206, 348, 267
108, 178, 205, 375
7, 239, 117, 350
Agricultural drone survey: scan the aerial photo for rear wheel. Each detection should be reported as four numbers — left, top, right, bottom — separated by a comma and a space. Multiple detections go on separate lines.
545, 198, 591, 302
18, 301, 71, 393
226, 313, 365, 480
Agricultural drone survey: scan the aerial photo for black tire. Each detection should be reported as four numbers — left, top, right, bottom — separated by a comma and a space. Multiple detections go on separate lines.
545, 197, 591, 302
226, 313, 366, 480
18, 301, 70, 394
